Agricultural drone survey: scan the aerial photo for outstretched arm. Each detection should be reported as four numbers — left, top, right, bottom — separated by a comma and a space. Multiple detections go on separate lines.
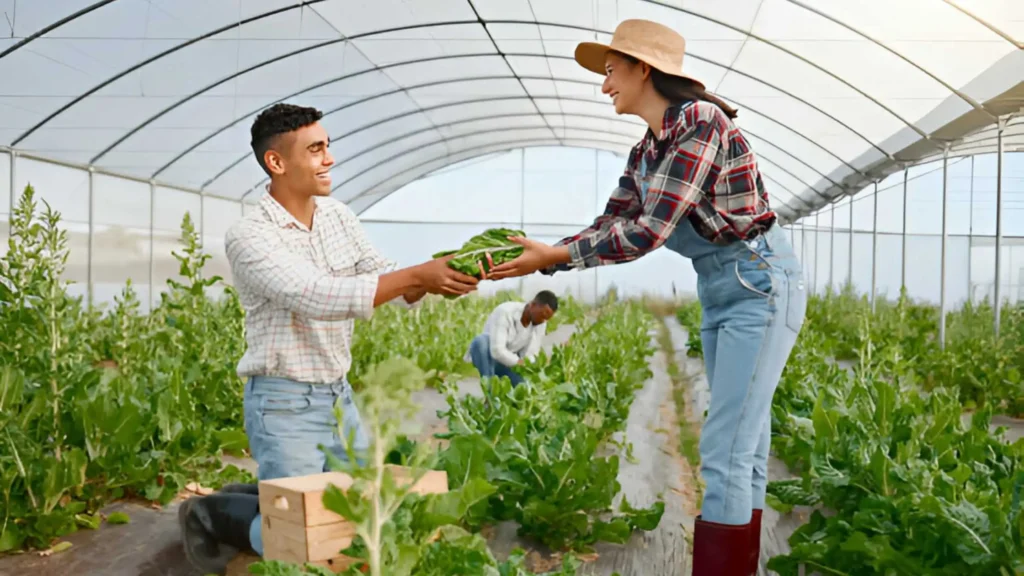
487, 103, 724, 280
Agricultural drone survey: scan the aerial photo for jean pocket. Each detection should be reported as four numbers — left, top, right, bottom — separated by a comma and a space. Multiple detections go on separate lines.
734, 259, 774, 299
259, 394, 312, 414
784, 268, 808, 333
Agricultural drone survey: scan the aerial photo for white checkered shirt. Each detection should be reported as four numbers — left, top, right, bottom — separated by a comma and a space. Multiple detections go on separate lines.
226, 192, 419, 384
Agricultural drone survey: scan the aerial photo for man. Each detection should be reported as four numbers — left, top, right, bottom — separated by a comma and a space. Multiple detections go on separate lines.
178, 103, 481, 574
467, 291, 558, 386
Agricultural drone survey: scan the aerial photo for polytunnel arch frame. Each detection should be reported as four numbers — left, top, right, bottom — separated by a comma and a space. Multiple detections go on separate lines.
4, 0, 1020, 220
1, 0, 1022, 314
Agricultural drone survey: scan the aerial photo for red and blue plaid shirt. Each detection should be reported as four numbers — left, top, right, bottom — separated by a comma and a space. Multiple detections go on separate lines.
548, 100, 776, 272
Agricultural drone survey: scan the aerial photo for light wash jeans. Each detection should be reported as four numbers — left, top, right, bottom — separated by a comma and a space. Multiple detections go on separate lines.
469, 334, 524, 386
694, 225, 807, 526
242, 376, 370, 555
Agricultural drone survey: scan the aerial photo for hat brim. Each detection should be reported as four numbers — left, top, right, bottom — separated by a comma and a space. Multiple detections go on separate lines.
573, 42, 706, 91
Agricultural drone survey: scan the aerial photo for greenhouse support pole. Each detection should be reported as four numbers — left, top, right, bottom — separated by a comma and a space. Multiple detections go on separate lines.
939, 151, 949, 350
901, 166, 908, 290
8, 150, 15, 219
994, 117, 1007, 336
823, 203, 831, 289
871, 182, 878, 312
848, 195, 854, 290
968, 156, 974, 301
149, 181, 156, 309
87, 167, 95, 309
813, 213, 819, 294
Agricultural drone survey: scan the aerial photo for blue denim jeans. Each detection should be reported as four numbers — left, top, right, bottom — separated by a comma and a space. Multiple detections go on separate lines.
242, 376, 370, 555
469, 334, 524, 386
694, 227, 807, 526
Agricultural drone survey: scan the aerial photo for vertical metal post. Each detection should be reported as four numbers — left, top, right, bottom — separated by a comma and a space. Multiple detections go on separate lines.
8, 150, 15, 221
87, 167, 95, 308
848, 195, 854, 290
994, 119, 1006, 336
823, 203, 831, 289
967, 156, 974, 302
901, 166, 909, 290
813, 213, 819, 294
149, 181, 156, 309
939, 151, 949, 349
871, 182, 878, 312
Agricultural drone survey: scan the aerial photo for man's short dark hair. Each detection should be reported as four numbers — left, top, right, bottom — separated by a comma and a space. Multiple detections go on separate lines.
532, 290, 558, 311
250, 103, 324, 175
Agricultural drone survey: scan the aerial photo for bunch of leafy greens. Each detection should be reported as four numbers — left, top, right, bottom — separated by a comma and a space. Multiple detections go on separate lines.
433, 228, 526, 278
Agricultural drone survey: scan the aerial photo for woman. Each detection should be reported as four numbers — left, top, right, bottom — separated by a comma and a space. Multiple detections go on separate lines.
486, 18, 807, 576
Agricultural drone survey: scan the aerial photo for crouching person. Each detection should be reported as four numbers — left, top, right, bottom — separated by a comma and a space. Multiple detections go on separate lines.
178, 103, 482, 574
466, 291, 558, 386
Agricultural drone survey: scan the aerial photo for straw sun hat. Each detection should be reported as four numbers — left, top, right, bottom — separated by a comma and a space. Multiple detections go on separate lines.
574, 19, 705, 91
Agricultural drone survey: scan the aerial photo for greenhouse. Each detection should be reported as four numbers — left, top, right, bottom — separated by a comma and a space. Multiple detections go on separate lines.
0, 1, 1022, 575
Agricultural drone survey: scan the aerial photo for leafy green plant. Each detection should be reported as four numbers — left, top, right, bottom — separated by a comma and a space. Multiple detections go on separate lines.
432, 228, 526, 278
434, 301, 664, 552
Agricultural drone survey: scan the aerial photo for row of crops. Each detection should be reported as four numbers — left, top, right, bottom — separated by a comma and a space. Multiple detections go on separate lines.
676, 288, 1024, 575
0, 188, 658, 572
4, 183, 1023, 574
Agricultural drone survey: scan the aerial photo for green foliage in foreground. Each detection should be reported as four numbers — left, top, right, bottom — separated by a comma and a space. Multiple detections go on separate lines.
0, 186, 253, 553
675, 288, 1024, 575
250, 300, 662, 574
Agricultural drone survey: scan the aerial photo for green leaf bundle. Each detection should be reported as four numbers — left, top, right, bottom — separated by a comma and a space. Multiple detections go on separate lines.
432, 228, 526, 277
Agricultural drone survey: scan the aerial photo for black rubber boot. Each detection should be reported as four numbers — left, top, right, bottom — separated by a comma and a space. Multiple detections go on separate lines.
178, 492, 260, 575
219, 483, 260, 496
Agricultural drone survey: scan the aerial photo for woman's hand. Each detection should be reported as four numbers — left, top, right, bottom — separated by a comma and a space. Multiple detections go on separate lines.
486, 236, 570, 280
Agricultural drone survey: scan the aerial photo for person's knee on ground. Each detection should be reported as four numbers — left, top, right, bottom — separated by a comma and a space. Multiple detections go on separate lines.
179, 491, 261, 574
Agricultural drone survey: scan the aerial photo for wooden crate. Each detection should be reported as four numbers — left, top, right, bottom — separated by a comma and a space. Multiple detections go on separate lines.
258, 466, 448, 572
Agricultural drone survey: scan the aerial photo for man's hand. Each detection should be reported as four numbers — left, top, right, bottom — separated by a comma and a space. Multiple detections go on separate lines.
403, 287, 427, 304
415, 254, 479, 296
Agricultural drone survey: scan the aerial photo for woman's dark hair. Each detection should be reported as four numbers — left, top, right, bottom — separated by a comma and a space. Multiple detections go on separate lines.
614, 52, 738, 119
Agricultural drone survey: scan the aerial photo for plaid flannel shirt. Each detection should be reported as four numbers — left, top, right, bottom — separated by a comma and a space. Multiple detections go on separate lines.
226, 192, 419, 385
547, 100, 776, 272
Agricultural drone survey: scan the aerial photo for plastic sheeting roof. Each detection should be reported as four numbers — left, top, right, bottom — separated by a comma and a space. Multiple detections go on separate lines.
1, 0, 1022, 222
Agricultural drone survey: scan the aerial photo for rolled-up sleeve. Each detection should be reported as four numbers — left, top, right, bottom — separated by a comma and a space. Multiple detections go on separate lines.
226, 224, 377, 321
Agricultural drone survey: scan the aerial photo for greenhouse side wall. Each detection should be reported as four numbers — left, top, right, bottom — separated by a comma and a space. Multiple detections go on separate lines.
2, 149, 1023, 310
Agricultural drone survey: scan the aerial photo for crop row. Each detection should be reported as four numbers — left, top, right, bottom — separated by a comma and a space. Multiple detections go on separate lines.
675, 290, 1024, 575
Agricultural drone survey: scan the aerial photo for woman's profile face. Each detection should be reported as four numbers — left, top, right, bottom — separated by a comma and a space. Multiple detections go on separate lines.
602, 52, 647, 116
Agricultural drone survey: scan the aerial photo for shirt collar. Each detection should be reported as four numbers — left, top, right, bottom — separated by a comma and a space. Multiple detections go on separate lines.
258, 186, 319, 232
641, 101, 689, 157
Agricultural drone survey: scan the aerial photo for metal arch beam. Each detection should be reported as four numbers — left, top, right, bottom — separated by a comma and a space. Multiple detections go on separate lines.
348, 138, 625, 216
236, 94, 806, 211
332, 126, 638, 194
0, 0, 118, 60
753, 154, 830, 203
466, 0, 560, 144
500, 21, 892, 161
741, 129, 842, 188
193, 68, 855, 194
941, 1, 1022, 49
350, 139, 801, 221
641, 0, 933, 142
10, 0, 329, 146
329, 124, 800, 217
72, 19, 886, 172
232, 94, 644, 197
785, 0, 998, 122
348, 136, 796, 220
759, 173, 809, 211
